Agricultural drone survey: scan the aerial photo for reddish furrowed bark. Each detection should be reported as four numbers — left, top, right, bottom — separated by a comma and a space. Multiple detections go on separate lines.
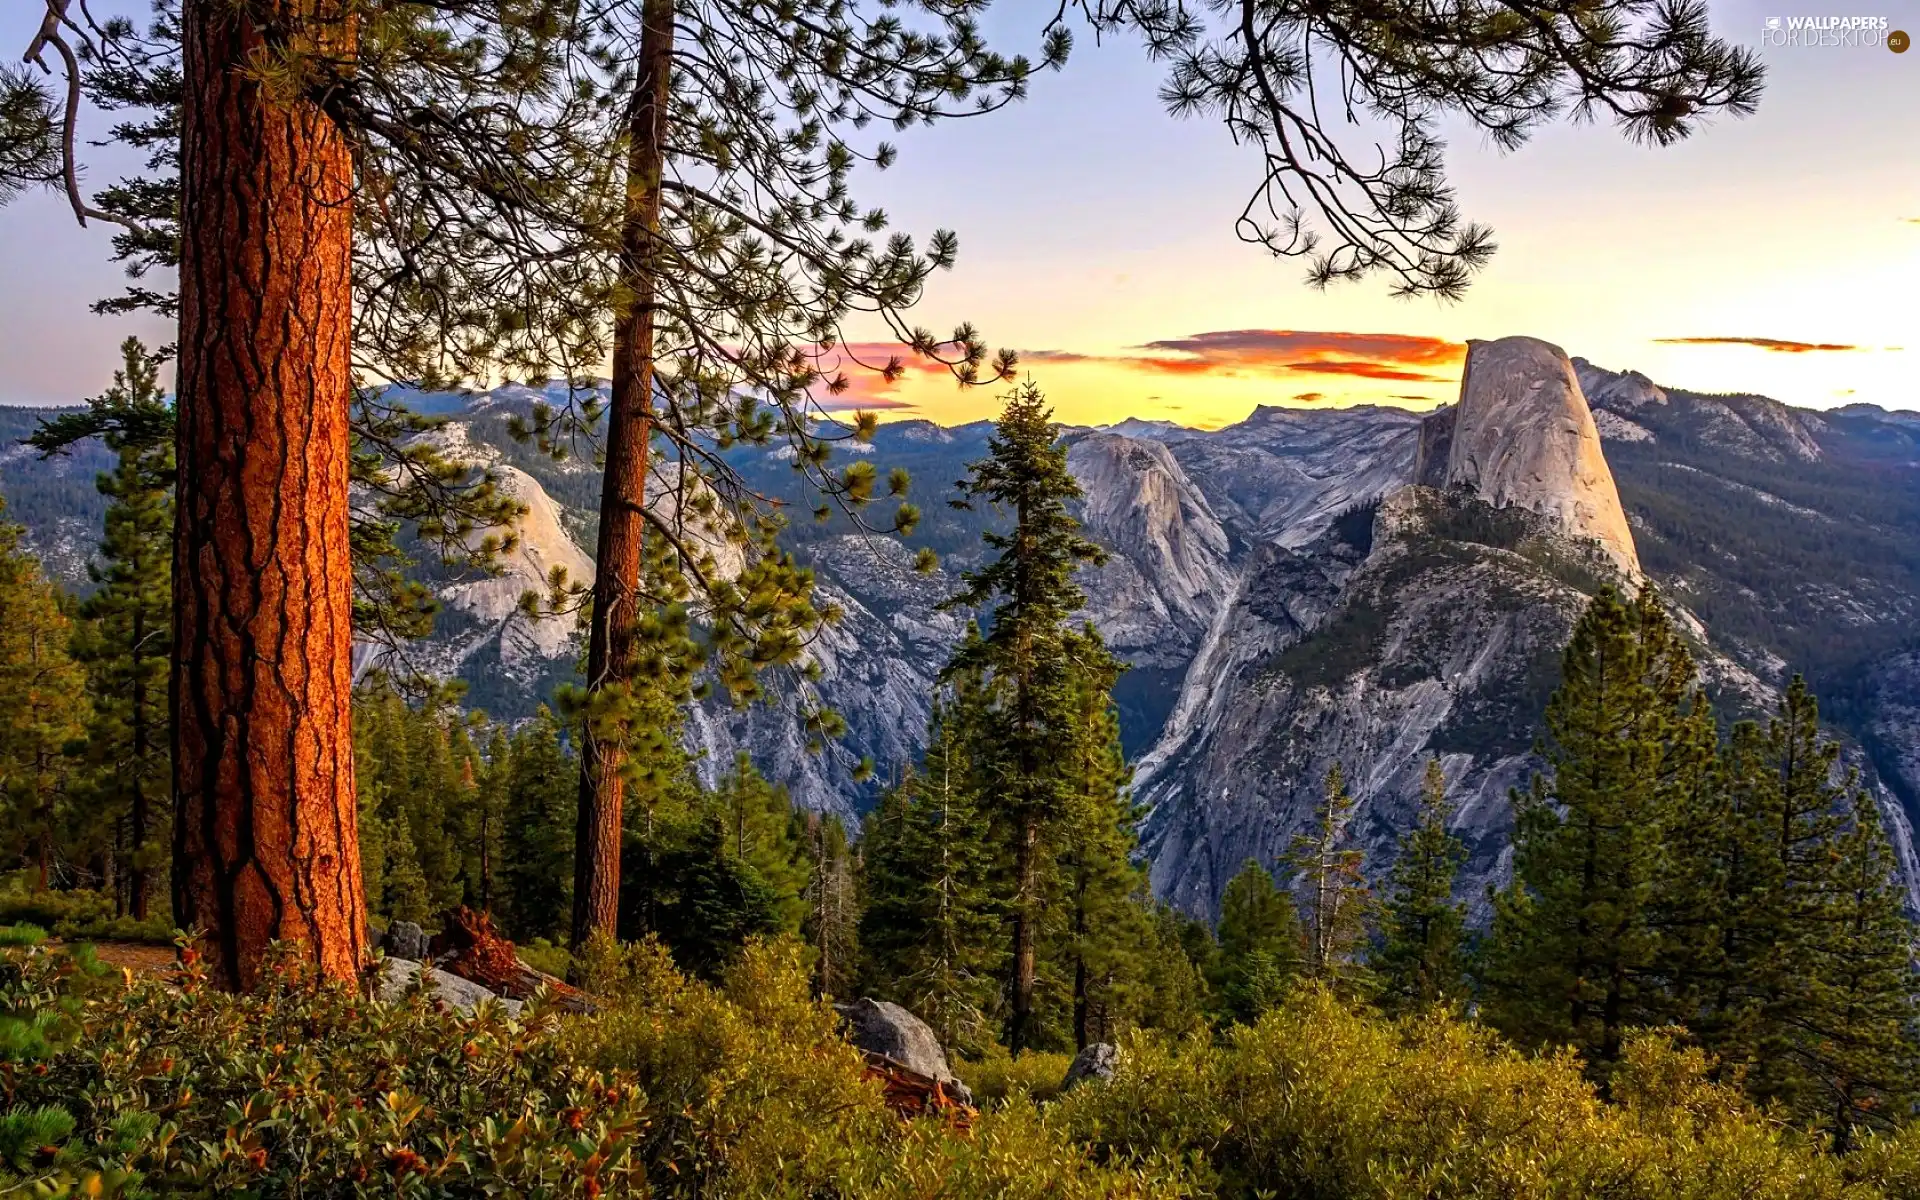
172, 0, 366, 990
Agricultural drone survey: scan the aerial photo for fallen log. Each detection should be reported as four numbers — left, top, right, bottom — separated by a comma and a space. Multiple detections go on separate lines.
859, 1050, 975, 1131
427, 906, 597, 1014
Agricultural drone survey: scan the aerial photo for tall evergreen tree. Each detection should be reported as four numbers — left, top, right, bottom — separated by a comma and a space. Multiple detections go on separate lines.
1211, 859, 1304, 1025
0, 499, 89, 892
705, 753, 810, 935
1054, 627, 1151, 1049
59, 339, 174, 920
1709, 679, 1918, 1144
802, 810, 862, 1001
1287, 763, 1373, 996
471, 729, 512, 915
550, 0, 1062, 949
859, 686, 1005, 1055
382, 811, 433, 928
1806, 787, 1918, 1150
942, 381, 1109, 1053
499, 707, 578, 943
1480, 585, 1713, 1078
1373, 758, 1469, 1012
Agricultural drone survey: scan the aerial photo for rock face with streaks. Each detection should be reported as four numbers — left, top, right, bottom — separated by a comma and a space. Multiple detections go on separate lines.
1417, 336, 1640, 577
6, 349, 1917, 921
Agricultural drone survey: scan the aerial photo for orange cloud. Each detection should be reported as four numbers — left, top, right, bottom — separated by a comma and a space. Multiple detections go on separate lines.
1287, 359, 1450, 381
1023, 330, 1464, 383
1653, 337, 1859, 353
1293, 391, 1327, 402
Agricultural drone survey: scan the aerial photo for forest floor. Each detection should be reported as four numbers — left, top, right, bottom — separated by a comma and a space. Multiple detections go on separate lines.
53, 940, 178, 975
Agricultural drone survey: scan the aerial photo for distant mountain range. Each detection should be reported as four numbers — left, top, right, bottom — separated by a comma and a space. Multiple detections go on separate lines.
4, 341, 1918, 919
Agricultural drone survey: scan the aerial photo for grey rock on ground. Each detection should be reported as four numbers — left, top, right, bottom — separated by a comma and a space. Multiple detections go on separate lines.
1061, 1043, 1118, 1091
376, 957, 523, 1016
385, 920, 430, 962
835, 997, 973, 1105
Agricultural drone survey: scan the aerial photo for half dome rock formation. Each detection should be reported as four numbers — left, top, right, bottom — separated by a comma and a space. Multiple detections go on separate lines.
1415, 336, 1641, 578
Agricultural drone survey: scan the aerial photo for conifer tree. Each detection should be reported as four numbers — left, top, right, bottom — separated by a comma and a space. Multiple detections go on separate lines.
1211, 859, 1304, 1025
60, 339, 174, 920
499, 708, 578, 943
1374, 758, 1469, 1012
802, 810, 862, 1001
706, 754, 810, 934
1806, 787, 1918, 1150
1054, 627, 1151, 1049
472, 729, 512, 915
859, 688, 1004, 1054
1481, 585, 1712, 1077
1712, 679, 1918, 1143
382, 811, 433, 929
943, 381, 1109, 1053
0, 499, 90, 891
1287, 763, 1373, 996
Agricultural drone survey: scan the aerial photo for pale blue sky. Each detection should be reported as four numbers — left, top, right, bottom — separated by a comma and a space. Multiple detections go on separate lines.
2, 0, 1915, 424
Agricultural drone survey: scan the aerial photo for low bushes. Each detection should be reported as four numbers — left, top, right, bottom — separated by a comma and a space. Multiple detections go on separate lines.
956, 1046, 1074, 1105
1058, 986, 1891, 1200
8, 935, 1920, 1199
0, 878, 173, 945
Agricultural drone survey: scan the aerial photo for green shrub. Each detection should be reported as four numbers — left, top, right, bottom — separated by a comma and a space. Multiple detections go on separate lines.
958, 1046, 1074, 1106
0, 937, 651, 1196
0, 882, 114, 933
570, 935, 1187, 1197
0, 933, 1188, 1198
1058, 985, 1862, 1200
517, 937, 570, 979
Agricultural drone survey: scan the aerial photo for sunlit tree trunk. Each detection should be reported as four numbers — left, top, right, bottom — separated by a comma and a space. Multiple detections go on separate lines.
171, 0, 365, 990
572, 0, 675, 951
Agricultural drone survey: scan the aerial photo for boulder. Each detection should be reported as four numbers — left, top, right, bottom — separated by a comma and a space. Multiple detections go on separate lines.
385, 920, 430, 962
1061, 1042, 1119, 1091
376, 957, 523, 1017
835, 997, 972, 1105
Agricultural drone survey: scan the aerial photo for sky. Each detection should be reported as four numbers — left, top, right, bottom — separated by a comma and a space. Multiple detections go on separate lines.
1, 0, 1915, 429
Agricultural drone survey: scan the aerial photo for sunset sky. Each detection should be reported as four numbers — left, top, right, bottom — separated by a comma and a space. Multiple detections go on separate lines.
1, 0, 1914, 427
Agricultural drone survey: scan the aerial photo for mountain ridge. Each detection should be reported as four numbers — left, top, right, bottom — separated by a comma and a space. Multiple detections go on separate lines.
4, 344, 1917, 920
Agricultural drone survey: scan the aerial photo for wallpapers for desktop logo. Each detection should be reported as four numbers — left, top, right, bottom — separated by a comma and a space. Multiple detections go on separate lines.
1759, 14, 1906, 49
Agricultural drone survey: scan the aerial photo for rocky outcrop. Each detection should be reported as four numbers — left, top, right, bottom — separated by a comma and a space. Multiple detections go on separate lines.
383, 920, 430, 962
1165, 404, 1425, 547
375, 957, 524, 1016
1419, 337, 1640, 578
1061, 1043, 1119, 1091
1068, 433, 1233, 670
1137, 489, 1595, 919
835, 998, 973, 1105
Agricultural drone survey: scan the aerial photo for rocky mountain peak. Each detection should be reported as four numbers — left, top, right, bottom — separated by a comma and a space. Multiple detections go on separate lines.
1415, 335, 1641, 578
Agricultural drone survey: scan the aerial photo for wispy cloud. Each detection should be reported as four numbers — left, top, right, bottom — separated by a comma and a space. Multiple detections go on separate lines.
805, 340, 993, 410
1654, 336, 1859, 353
1023, 330, 1463, 383
1293, 391, 1327, 403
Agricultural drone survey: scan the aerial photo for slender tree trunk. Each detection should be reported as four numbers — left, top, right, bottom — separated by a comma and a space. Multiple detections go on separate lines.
1009, 812, 1038, 1054
129, 606, 151, 921
172, 0, 365, 991
35, 752, 52, 893
1072, 873, 1089, 1051
572, 0, 676, 952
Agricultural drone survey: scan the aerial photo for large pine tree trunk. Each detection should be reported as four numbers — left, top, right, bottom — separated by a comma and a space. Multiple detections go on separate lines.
172, 0, 365, 991
572, 0, 676, 951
